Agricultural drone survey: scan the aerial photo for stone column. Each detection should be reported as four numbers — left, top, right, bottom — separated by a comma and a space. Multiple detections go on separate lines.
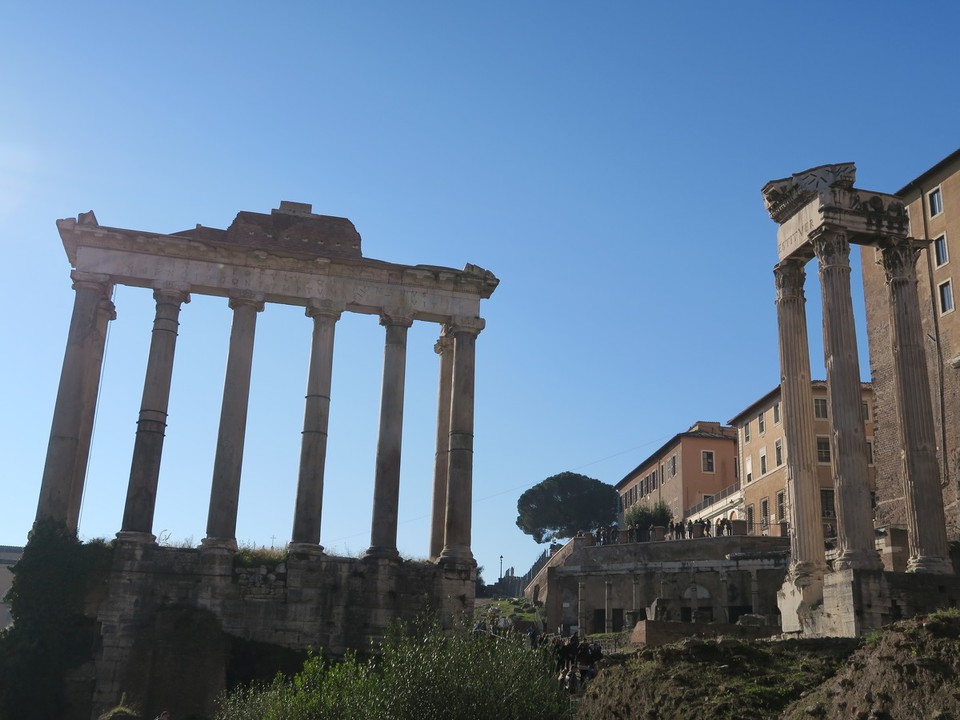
604, 580, 613, 632
440, 317, 484, 563
880, 238, 953, 573
290, 301, 343, 550
37, 272, 115, 532
774, 259, 826, 578
577, 580, 588, 634
120, 288, 190, 540
204, 296, 264, 549
429, 330, 454, 560
365, 314, 413, 559
68, 287, 117, 532
813, 230, 882, 571
749, 569, 760, 614
632, 575, 641, 613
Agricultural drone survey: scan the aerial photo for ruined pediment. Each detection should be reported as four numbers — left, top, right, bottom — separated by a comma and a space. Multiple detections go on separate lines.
761, 163, 857, 224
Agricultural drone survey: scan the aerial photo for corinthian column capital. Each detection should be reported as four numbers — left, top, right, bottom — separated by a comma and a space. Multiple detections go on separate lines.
773, 259, 807, 303
812, 229, 851, 269
447, 316, 485, 336
879, 237, 921, 285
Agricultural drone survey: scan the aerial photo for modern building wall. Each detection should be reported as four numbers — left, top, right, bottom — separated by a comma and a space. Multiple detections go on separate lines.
861, 149, 960, 539
616, 421, 738, 524
728, 382, 874, 537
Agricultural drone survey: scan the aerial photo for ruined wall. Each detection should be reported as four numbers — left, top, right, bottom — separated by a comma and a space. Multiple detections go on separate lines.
90, 543, 474, 719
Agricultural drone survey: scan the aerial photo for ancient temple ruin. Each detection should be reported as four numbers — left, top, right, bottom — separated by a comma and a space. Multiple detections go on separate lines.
36, 202, 498, 716
762, 164, 958, 635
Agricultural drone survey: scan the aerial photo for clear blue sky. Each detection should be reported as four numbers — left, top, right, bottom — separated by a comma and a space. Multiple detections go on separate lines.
3, 2, 959, 581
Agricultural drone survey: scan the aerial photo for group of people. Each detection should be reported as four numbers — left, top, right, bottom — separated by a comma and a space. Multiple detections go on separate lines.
593, 517, 736, 546
551, 634, 603, 694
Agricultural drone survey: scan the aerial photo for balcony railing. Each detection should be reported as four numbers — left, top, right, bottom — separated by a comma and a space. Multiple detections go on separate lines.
685, 480, 741, 517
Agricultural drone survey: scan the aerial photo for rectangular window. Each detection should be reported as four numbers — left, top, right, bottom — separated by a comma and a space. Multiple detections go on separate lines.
759, 449, 768, 475
814, 397, 828, 419
935, 234, 949, 267
861, 401, 870, 422
746, 504, 755, 533
760, 498, 770, 529
744, 422, 750, 443
939, 279, 954, 314
775, 438, 783, 467
702, 450, 715, 473
773, 401, 781, 424
745, 456, 753, 483
670, 455, 677, 476
776, 490, 786, 522
757, 411, 765, 435
929, 187, 944, 217
866, 440, 874, 465
821, 489, 836, 518
817, 436, 832, 464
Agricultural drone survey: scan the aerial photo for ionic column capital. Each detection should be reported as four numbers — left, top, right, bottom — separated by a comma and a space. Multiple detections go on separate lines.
306, 299, 344, 321
446, 316, 485, 336
228, 294, 265, 312
70, 270, 112, 291
379, 312, 414, 328
434, 329, 454, 355
153, 286, 191, 305
879, 237, 922, 285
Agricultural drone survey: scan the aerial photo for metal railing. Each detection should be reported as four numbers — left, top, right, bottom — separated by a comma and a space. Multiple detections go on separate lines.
684, 481, 740, 517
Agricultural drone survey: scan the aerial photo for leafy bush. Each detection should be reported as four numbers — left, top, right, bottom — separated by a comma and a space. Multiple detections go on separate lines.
0, 520, 114, 720
216, 619, 571, 720
623, 500, 673, 540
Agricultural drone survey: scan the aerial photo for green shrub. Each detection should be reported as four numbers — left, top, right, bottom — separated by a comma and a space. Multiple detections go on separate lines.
216, 619, 571, 720
0, 520, 114, 720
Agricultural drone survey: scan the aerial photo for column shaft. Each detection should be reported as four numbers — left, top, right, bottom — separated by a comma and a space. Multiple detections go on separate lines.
814, 231, 882, 570
440, 319, 483, 563
429, 331, 454, 559
37, 273, 114, 531
204, 297, 263, 548
69, 291, 117, 531
881, 239, 953, 573
291, 303, 341, 548
774, 260, 825, 578
366, 315, 412, 558
121, 289, 190, 538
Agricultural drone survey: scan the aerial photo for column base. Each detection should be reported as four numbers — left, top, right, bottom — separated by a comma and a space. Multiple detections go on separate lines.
115, 531, 157, 545
288, 542, 325, 557
833, 548, 883, 572
907, 555, 955, 574
438, 544, 473, 564
777, 572, 824, 634
201, 536, 238, 552
363, 545, 400, 561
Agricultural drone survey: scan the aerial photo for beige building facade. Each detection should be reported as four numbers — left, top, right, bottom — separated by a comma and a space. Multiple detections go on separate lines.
728, 382, 875, 539
861, 148, 960, 540
616, 421, 738, 525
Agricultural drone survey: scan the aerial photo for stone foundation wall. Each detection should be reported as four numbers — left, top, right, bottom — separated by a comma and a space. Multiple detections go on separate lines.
814, 569, 960, 637
629, 619, 778, 647
89, 542, 474, 719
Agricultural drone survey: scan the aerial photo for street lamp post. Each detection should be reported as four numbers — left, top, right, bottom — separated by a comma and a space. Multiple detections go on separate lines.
499, 554, 503, 581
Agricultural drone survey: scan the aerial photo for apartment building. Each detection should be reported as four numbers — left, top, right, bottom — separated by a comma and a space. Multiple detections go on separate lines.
615, 421, 738, 523
727, 382, 875, 537
860, 148, 960, 538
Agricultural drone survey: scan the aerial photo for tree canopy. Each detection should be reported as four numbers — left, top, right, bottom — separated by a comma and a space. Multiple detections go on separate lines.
515, 471, 619, 543
623, 500, 673, 541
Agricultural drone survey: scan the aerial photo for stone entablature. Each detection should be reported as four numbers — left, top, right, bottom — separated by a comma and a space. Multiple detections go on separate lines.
57, 204, 497, 322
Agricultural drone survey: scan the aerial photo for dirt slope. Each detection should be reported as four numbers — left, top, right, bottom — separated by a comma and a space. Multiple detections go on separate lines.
576, 610, 960, 720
